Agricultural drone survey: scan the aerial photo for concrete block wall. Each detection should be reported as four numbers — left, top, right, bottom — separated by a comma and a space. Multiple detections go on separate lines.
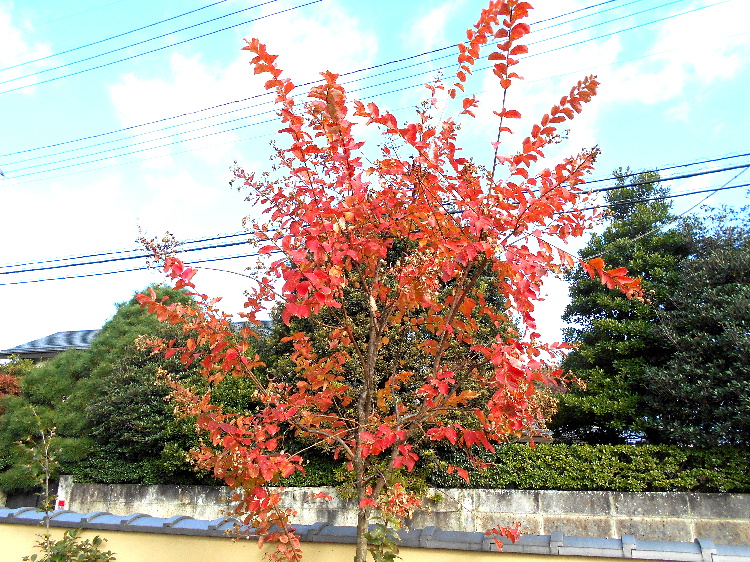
417, 489, 750, 545
54, 478, 750, 546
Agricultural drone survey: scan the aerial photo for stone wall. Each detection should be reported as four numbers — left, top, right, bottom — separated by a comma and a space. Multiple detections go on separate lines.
54, 477, 749, 546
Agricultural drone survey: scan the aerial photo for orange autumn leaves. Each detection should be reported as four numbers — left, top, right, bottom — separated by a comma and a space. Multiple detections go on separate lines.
138, 2, 641, 560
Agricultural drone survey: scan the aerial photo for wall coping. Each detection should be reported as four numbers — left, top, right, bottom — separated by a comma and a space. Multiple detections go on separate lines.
1, 507, 748, 561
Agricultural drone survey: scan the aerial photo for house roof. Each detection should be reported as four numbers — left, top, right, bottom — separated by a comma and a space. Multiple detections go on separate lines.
0, 322, 270, 361
0, 329, 100, 360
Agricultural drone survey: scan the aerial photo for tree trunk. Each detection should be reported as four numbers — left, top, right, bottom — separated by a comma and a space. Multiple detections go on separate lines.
355, 506, 370, 562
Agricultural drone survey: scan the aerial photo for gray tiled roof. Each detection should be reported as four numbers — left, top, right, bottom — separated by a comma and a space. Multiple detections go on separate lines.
0, 508, 748, 561
0, 329, 100, 359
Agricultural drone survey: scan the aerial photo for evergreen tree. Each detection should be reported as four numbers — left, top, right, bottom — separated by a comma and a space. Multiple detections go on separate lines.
0, 287, 210, 493
643, 209, 750, 446
550, 170, 695, 443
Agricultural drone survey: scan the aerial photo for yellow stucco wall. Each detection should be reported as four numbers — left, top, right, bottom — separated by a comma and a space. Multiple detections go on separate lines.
1, 523, 622, 562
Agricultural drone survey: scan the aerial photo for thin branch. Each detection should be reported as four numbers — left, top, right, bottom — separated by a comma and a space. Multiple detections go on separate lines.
490, 88, 509, 186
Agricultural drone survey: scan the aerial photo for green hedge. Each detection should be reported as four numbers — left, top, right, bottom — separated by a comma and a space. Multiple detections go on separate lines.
46, 444, 750, 493
428, 444, 750, 492
284, 445, 750, 493
68, 451, 217, 487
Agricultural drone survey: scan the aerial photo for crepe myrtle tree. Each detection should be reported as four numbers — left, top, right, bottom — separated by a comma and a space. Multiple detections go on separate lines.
137, 1, 641, 560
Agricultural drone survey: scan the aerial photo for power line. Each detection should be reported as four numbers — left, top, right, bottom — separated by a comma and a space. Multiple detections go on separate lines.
525, 0, 729, 61
577, 181, 750, 213
0, 250, 263, 286
526, 0, 691, 49
0, 237, 254, 276
2, 137, 745, 272
1, 101, 276, 168
5, 13, 738, 182
1, 0, 623, 90
4, 115, 277, 179
0, 0, 672, 161
6, 75, 748, 185
2, 177, 747, 283
0, 2, 741, 268
0, 129, 274, 186
586, 165, 750, 255
0, 0, 320, 96
1, 19, 746, 184
533, 0, 646, 33
589, 163, 750, 193
0, 0, 279, 86
586, 152, 750, 184
0, 0, 233, 72
0, 231, 252, 270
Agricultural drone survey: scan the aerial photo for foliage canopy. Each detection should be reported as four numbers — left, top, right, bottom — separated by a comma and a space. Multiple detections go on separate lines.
137, 2, 640, 560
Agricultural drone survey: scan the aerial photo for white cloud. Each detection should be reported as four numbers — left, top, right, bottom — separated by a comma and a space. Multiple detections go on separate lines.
108, 52, 254, 167
404, 0, 467, 51
110, 53, 253, 126
0, 173, 134, 264
651, 0, 749, 82
139, 169, 215, 227
241, 0, 378, 86
108, 1, 378, 169
0, 5, 53, 92
666, 100, 690, 121
604, 0, 750, 105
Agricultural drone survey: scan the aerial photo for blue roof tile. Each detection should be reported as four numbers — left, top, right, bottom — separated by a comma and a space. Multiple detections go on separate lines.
0, 329, 100, 358
0, 507, 747, 561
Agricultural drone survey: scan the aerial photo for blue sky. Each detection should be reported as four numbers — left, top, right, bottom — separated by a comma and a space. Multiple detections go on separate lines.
1, 0, 748, 352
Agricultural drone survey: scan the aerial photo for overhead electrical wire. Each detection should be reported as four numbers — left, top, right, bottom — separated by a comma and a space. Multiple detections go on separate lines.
1, 146, 745, 278
0, 231, 252, 270
0, 1, 610, 160
1, 2, 733, 183
6, 67, 748, 185
527, 0, 692, 47
0, 0, 686, 162
1, 99, 277, 168
0, 250, 264, 287
0, 0, 320, 96
0, 0, 279, 86
0, 1, 744, 284
586, 152, 750, 184
5, 115, 278, 178
532, 0, 647, 33
585, 165, 750, 254
576, 182, 750, 213
0, 153, 750, 280
0, 0, 623, 91
10, 3, 706, 175
589, 163, 750, 193
3, 178, 747, 286
0, 0, 233, 72
5, 4, 724, 192
526, 0, 729, 60
2, 33, 749, 185
1, 172, 747, 284
0, 237, 253, 276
